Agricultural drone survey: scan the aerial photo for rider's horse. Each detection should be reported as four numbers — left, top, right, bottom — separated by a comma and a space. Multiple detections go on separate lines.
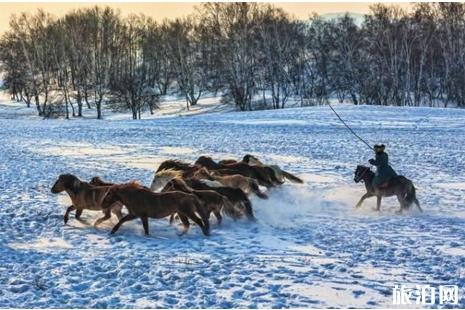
354, 165, 422, 213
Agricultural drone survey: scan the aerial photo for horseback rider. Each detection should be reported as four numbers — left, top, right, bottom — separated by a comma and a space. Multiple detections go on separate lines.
369, 144, 397, 188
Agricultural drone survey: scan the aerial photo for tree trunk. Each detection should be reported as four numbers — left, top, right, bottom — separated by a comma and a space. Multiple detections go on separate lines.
76, 89, 83, 117
84, 88, 91, 109
96, 99, 102, 119
34, 95, 42, 116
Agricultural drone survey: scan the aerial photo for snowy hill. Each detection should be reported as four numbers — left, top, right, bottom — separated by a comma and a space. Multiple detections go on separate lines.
0, 98, 464, 307
0, 91, 235, 120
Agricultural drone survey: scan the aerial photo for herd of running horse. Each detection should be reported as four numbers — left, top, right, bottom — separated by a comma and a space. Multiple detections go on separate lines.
50, 154, 421, 237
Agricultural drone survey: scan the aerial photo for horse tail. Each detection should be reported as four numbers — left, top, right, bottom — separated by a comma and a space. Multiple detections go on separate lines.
250, 179, 268, 199
404, 182, 417, 209
282, 170, 304, 184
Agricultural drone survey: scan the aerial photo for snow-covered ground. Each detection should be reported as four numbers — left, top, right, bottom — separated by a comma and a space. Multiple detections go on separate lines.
0, 97, 464, 308
0, 91, 235, 121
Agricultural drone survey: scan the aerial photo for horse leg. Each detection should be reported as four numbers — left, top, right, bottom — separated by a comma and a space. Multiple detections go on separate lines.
94, 209, 111, 226
396, 195, 404, 214
182, 209, 209, 236
376, 196, 382, 211
110, 214, 137, 234
214, 209, 222, 225
111, 203, 124, 220
355, 193, 373, 208
177, 214, 190, 236
75, 209, 83, 220
414, 199, 423, 212
194, 201, 210, 234
169, 214, 176, 225
140, 217, 149, 235
64, 205, 76, 224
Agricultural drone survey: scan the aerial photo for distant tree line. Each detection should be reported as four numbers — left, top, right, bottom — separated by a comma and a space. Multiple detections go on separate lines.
1, 3, 464, 119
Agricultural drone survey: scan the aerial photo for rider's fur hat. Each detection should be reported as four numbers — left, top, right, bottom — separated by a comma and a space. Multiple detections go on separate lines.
374, 144, 385, 152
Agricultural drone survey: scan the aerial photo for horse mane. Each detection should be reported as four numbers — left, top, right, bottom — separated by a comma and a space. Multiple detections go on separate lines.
356, 165, 375, 179
357, 165, 372, 171
155, 168, 183, 179
156, 159, 192, 172
195, 156, 221, 169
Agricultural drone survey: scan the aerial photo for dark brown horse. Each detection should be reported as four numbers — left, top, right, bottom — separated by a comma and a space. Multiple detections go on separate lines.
184, 178, 256, 221
51, 174, 123, 226
101, 182, 210, 236
220, 157, 285, 186
162, 178, 241, 224
195, 156, 275, 188
242, 154, 303, 184
354, 165, 422, 213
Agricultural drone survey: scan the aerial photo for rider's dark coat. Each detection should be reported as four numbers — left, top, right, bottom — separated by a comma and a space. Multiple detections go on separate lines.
369, 152, 397, 186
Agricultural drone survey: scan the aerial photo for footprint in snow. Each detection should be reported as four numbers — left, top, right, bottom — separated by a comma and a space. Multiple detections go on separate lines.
353, 289, 366, 298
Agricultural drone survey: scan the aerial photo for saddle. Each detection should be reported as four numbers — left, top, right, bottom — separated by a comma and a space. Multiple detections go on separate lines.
377, 181, 390, 189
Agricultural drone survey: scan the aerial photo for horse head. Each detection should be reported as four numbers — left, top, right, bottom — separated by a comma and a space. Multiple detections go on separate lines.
243, 154, 262, 166
51, 174, 81, 194
151, 169, 181, 192
354, 165, 371, 183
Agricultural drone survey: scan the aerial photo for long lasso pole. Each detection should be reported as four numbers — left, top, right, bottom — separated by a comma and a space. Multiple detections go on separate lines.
328, 103, 373, 151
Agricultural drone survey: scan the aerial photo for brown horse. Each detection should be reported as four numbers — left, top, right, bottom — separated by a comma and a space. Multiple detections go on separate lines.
162, 178, 241, 224
183, 178, 256, 221
195, 156, 275, 188
354, 165, 422, 213
101, 182, 210, 236
243, 154, 303, 184
51, 174, 124, 226
193, 167, 268, 199
221, 156, 284, 186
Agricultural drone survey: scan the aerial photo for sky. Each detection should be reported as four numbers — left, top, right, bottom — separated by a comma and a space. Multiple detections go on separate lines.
0, 2, 413, 34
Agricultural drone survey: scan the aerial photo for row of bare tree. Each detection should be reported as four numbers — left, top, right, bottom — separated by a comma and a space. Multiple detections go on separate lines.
1, 3, 464, 119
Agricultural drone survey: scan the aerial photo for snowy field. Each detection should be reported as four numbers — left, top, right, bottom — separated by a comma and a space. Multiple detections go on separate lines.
0, 99, 464, 308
